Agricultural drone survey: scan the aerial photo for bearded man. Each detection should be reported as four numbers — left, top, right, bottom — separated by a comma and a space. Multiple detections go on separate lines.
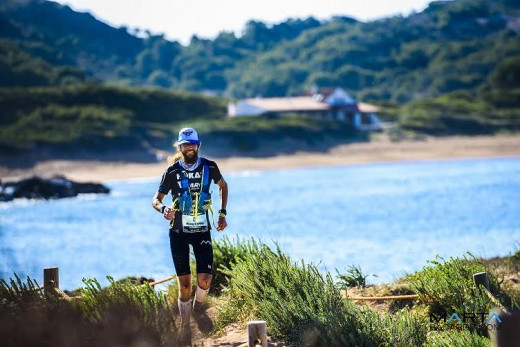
152, 127, 228, 341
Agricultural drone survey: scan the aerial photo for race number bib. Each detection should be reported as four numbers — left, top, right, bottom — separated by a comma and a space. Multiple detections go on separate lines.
182, 213, 208, 233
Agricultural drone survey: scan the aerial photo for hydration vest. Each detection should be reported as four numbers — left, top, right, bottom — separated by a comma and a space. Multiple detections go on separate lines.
173, 164, 212, 217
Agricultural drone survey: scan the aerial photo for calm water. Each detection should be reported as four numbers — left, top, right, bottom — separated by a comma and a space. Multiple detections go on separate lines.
1, 157, 520, 289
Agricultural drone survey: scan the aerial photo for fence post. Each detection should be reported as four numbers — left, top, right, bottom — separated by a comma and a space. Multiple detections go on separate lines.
44, 267, 59, 295
247, 320, 267, 347
473, 272, 490, 291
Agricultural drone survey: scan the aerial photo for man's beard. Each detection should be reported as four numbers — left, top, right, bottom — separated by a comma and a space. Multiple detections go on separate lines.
181, 148, 199, 164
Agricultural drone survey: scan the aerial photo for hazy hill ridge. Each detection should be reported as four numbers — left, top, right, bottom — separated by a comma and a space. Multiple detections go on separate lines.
0, 0, 519, 155
1, 0, 519, 102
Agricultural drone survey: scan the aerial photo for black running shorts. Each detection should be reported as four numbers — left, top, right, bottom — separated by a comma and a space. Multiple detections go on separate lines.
169, 230, 213, 276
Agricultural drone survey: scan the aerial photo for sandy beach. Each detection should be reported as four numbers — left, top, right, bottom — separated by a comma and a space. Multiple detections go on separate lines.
1, 135, 519, 182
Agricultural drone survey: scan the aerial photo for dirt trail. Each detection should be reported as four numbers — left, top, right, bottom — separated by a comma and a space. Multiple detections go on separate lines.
187, 306, 280, 346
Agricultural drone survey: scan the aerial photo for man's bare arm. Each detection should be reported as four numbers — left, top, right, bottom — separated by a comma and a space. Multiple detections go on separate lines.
152, 191, 174, 220
217, 177, 228, 211
216, 178, 228, 231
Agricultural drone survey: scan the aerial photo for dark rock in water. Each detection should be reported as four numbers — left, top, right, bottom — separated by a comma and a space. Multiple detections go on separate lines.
0, 175, 110, 201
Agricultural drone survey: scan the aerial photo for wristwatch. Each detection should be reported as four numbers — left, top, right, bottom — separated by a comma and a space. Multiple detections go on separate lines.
160, 206, 167, 214
218, 209, 227, 217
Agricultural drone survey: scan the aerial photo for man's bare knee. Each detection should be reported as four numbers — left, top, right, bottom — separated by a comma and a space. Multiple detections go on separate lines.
197, 273, 212, 290
178, 274, 192, 299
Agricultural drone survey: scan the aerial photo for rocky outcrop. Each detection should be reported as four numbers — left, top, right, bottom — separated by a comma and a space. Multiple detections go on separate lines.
0, 175, 110, 202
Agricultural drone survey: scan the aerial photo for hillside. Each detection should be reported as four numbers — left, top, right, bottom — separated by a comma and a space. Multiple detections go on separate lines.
0, 0, 145, 81
0, 85, 227, 152
1, 0, 519, 101
0, 0, 519, 156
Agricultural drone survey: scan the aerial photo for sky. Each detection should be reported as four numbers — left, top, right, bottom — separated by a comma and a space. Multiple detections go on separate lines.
53, 0, 435, 45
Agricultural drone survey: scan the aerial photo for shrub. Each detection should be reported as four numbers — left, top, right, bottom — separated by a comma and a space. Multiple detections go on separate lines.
78, 276, 176, 344
0, 273, 44, 308
409, 253, 515, 335
336, 265, 376, 289
379, 307, 429, 346
216, 241, 428, 346
212, 236, 260, 295
0, 274, 177, 346
0, 104, 133, 148
425, 330, 490, 346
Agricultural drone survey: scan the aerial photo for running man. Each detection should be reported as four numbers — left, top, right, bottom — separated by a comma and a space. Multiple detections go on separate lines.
151, 127, 228, 339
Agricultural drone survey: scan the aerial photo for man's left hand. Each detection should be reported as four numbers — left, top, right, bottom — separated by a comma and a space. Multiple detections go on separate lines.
217, 216, 227, 231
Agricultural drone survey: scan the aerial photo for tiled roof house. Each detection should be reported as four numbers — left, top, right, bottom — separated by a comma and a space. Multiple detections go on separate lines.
228, 87, 381, 131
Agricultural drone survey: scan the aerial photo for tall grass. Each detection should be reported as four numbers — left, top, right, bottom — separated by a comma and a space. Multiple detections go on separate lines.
425, 330, 490, 347
0, 274, 177, 346
0, 273, 44, 307
212, 236, 261, 294
163, 236, 257, 299
409, 253, 516, 336
78, 276, 176, 344
5, 245, 515, 345
215, 240, 428, 346
336, 265, 376, 289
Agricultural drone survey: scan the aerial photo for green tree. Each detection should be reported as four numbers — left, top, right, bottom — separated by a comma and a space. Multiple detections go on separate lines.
489, 57, 520, 89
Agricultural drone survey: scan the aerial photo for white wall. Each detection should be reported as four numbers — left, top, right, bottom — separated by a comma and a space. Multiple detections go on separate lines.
228, 101, 266, 117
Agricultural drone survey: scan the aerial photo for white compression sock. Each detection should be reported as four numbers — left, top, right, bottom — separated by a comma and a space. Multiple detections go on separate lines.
194, 285, 209, 304
178, 298, 192, 327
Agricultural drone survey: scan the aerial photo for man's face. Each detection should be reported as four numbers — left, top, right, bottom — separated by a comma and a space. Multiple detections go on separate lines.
180, 142, 199, 161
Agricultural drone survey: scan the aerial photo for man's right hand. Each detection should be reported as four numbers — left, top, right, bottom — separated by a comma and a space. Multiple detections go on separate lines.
163, 207, 174, 221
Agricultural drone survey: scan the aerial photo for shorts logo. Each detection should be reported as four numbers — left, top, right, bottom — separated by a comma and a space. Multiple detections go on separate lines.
201, 240, 212, 246
208, 265, 212, 269
183, 130, 194, 137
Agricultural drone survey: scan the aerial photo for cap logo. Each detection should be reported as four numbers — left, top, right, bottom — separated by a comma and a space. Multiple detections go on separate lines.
183, 130, 194, 137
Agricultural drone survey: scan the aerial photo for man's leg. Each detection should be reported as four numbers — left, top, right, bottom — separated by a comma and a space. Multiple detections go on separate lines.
194, 273, 211, 308
169, 230, 192, 331
192, 231, 213, 310
177, 274, 192, 329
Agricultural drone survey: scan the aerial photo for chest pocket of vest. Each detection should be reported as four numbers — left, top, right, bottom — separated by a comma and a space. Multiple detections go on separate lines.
172, 165, 212, 232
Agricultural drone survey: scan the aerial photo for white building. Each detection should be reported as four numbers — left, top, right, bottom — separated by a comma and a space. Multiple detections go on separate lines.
228, 87, 381, 131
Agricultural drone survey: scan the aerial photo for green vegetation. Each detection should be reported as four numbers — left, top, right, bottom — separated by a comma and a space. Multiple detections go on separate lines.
212, 239, 518, 345
0, 85, 364, 151
409, 254, 515, 335
0, 85, 225, 125
0, 39, 90, 87
0, 274, 177, 345
2, 240, 520, 346
5, 0, 518, 103
0, 0, 519, 152
211, 236, 260, 294
78, 277, 176, 344
214, 240, 427, 345
0, 85, 226, 149
410, 254, 500, 312
184, 114, 365, 152
426, 330, 491, 347
336, 265, 376, 289
397, 91, 520, 135
0, 105, 133, 148
1, 0, 519, 102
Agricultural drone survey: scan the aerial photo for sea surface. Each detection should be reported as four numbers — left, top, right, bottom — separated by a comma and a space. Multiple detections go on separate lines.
1, 157, 520, 289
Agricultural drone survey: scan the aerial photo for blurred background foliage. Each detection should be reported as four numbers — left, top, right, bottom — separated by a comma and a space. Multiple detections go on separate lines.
0, 0, 519, 151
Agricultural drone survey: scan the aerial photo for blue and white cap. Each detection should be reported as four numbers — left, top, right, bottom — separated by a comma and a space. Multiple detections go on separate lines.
176, 127, 200, 145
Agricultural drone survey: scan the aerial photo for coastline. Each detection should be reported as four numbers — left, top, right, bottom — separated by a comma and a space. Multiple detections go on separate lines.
1, 134, 519, 182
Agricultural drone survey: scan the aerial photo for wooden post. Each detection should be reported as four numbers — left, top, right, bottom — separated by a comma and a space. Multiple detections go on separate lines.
44, 267, 59, 295
247, 320, 267, 347
473, 272, 490, 291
